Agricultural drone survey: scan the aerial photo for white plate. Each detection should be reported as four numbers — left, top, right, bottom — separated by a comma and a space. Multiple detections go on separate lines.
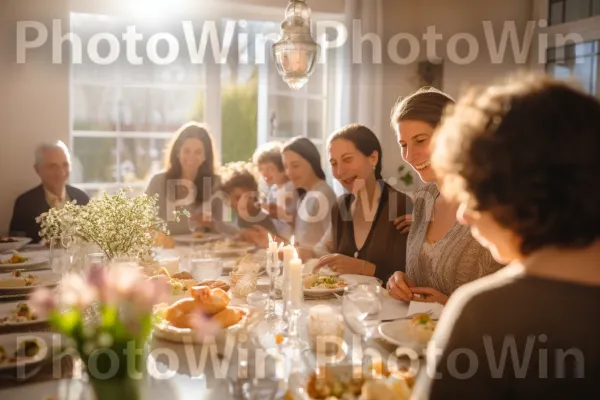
378, 319, 432, 353
0, 256, 49, 271
152, 305, 252, 344
0, 301, 49, 328
302, 275, 349, 295
0, 270, 60, 293
0, 238, 31, 253
172, 233, 223, 244
340, 274, 382, 286
0, 331, 63, 371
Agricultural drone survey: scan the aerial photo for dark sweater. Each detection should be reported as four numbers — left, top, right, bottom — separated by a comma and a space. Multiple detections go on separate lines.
330, 183, 412, 283
9, 184, 89, 243
413, 267, 600, 399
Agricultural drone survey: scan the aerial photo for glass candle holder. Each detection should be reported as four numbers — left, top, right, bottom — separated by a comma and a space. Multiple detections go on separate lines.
229, 271, 259, 299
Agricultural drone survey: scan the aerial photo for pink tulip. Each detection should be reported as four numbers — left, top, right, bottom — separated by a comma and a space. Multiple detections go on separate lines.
29, 288, 57, 319
60, 273, 97, 309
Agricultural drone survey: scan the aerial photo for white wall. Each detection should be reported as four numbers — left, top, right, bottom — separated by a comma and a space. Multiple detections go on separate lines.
378, 0, 536, 192
0, 0, 70, 232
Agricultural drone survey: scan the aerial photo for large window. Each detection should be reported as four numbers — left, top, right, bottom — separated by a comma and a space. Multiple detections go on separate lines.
70, 13, 342, 198
548, 0, 600, 25
70, 13, 205, 198
546, 40, 600, 96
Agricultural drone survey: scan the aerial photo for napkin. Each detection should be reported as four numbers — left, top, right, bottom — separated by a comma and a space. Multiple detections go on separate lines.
378, 293, 410, 321
407, 301, 444, 320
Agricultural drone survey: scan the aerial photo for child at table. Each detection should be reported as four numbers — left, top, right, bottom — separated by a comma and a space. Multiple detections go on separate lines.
217, 161, 279, 237
252, 142, 297, 238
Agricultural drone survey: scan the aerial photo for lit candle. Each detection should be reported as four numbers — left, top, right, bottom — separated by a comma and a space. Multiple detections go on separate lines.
289, 249, 303, 308
281, 236, 296, 305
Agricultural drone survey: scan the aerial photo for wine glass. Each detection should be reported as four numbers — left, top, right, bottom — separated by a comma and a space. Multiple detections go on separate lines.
342, 284, 383, 342
49, 236, 74, 275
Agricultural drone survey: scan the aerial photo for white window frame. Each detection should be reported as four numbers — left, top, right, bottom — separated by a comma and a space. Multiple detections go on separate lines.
68, 5, 347, 195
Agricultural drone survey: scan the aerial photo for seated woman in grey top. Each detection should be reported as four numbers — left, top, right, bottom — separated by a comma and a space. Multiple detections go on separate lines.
146, 122, 221, 235
413, 75, 600, 400
386, 88, 503, 305
282, 137, 337, 248
308, 124, 412, 284
243, 137, 336, 248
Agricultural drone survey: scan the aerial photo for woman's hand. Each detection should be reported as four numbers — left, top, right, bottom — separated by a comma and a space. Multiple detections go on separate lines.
314, 254, 375, 276
411, 287, 449, 305
393, 214, 413, 233
386, 271, 416, 302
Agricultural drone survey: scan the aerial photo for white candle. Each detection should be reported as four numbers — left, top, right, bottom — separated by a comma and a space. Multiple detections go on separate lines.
281, 236, 295, 280
289, 250, 303, 308
267, 234, 279, 271
267, 233, 278, 253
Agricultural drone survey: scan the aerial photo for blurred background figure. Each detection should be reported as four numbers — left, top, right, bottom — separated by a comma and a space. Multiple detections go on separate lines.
9, 140, 89, 243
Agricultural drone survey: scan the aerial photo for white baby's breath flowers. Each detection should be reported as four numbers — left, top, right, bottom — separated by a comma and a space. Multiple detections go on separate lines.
37, 188, 188, 260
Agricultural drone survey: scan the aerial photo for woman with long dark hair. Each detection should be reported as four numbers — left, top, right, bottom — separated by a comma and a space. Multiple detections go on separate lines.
308, 124, 412, 283
146, 122, 220, 234
282, 137, 337, 247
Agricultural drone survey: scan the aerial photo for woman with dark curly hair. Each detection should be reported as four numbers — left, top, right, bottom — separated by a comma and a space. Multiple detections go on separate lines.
413, 76, 600, 399
386, 88, 503, 304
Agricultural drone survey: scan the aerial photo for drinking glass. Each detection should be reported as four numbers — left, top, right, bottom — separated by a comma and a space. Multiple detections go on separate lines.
342, 284, 383, 342
188, 253, 223, 281
49, 236, 74, 275
84, 253, 108, 272
187, 214, 198, 234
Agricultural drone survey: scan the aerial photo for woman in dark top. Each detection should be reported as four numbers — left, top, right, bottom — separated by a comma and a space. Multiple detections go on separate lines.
413, 76, 600, 399
311, 124, 412, 283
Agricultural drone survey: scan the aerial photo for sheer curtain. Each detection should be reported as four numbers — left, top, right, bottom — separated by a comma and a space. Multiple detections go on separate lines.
342, 0, 384, 137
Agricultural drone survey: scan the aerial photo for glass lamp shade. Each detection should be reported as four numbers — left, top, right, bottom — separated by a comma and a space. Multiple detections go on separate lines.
272, 0, 321, 90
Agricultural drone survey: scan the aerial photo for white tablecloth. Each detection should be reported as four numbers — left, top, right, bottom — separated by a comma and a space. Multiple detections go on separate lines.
0, 245, 416, 399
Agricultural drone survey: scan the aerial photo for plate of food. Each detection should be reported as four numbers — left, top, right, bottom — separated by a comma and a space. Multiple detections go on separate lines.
0, 236, 31, 253
378, 313, 437, 352
172, 232, 223, 245
0, 301, 47, 328
0, 251, 49, 271
304, 363, 415, 400
303, 274, 348, 295
200, 239, 256, 258
0, 332, 63, 371
143, 267, 200, 302
152, 285, 253, 344
223, 254, 263, 274
0, 270, 60, 294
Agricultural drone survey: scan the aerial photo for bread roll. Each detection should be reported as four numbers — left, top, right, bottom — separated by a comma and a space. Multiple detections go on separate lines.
165, 298, 198, 328
171, 271, 194, 280
212, 307, 244, 328
190, 286, 230, 315
198, 279, 230, 292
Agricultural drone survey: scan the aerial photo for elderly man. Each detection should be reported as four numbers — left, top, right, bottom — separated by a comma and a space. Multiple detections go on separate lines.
9, 141, 89, 243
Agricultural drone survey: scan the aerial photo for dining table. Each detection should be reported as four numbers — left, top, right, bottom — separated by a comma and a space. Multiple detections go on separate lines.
0, 241, 424, 400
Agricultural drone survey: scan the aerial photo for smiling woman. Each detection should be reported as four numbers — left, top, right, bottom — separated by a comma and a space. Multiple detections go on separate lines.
386, 88, 502, 304
306, 124, 412, 284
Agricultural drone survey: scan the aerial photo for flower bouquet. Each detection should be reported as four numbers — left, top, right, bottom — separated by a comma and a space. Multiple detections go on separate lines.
31, 263, 170, 400
36, 188, 188, 261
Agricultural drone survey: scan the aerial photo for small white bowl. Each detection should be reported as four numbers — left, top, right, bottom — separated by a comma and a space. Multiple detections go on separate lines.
246, 292, 268, 309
